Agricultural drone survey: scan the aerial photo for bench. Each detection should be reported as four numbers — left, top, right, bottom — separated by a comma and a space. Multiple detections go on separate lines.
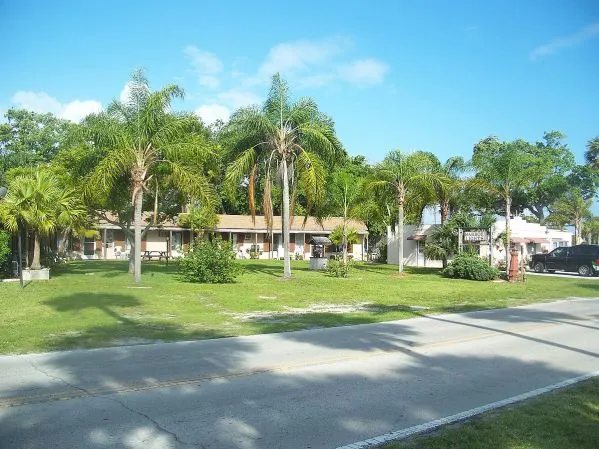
142, 251, 170, 263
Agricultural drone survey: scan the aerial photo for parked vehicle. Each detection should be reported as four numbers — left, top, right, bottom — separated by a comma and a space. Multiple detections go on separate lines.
529, 245, 599, 276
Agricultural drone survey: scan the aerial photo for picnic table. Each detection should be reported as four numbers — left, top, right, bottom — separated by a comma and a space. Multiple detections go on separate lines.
142, 250, 170, 263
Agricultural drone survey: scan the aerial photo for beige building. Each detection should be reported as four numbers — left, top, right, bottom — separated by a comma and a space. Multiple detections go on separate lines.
68, 214, 369, 261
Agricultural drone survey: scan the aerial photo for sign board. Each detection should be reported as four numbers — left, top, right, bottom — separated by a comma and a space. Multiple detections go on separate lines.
463, 229, 489, 242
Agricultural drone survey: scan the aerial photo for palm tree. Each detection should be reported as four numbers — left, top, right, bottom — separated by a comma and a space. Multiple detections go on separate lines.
85, 70, 215, 283
369, 150, 446, 273
430, 155, 468, 224
329, 171, 364, 264
548, 190, 592, 245
472, 138, 531, 272
224, 74, 343, 278
0, 168, 86, 269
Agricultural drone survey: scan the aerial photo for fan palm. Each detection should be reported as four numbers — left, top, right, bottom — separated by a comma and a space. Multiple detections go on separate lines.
224, 74, 343, 278
85, 70, 215, 283
369, 150, 446, 273
0, 168, 86, 269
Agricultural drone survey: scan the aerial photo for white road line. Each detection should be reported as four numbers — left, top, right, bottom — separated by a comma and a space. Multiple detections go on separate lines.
335, 370, 599, 449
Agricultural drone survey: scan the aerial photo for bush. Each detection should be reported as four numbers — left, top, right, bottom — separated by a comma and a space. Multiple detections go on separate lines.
0, 231, 12, 276
442, 254, 500, 281
327, 258, 352, 278
179, 238, 241, 283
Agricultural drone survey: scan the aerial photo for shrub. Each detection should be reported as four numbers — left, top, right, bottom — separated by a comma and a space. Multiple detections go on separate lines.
179, 238, 241, 283
327, 258, 352, 278
0, 231, 12, 276
442, 254, 500, 281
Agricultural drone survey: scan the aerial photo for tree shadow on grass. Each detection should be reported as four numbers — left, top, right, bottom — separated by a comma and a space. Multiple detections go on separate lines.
41, 292, 244, 352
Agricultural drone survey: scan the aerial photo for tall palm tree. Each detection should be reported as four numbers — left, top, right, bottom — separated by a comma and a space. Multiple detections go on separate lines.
85, 70, 215, 283
0, 168, 86, 269
472, 137, 531, 272
224, 74, 343, 278
369, 150, 446, 273
430, 155, 468, 224
329, 171, 364, 264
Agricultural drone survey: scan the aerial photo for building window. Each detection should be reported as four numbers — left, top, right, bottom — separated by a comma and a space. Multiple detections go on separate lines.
244, 233, 251, 241
172, 232, 182, 252
83, 237, 96, 256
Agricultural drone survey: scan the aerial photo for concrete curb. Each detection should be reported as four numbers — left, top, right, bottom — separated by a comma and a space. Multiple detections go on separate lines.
335, 370, 599, 449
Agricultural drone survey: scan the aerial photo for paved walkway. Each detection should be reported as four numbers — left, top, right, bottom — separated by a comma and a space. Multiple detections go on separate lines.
1, 298, 598, 448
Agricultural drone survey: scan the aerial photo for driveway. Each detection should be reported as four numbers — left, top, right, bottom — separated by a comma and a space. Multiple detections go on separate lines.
1, 298, 598, 449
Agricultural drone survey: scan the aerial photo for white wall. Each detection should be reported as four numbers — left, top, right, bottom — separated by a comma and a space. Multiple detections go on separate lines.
386, 224, 443, 268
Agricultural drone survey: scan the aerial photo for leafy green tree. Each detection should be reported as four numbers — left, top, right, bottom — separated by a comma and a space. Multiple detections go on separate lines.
369, 150, 446, 273
519, 131, 575, 223
547, 190, 592, 245
582, 217, 599, 244
0, 168, 86, 269
584, 136, 599, 169
0, 109, 74, 171
224, 74, 343, 278
472, 137, 533, 271
85, 70, 216, 283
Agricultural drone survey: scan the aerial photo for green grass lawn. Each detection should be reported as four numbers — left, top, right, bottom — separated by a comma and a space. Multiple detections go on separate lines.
380, 377, 599, 449
1, 260, 598, 354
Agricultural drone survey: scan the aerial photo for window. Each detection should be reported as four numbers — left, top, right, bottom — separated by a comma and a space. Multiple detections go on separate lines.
172, 232, 182, 251
83, 237, 96, 256
550, 247, 567, 257
244, 233, 251, 241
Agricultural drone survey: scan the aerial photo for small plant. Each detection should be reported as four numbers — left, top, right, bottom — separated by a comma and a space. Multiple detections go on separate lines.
442, 254, 500, 281
327, 258, 352, 278
295, 252, 303, 260
179, 238, 242, 283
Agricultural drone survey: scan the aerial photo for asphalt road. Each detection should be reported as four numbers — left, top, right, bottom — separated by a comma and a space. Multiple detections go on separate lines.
1, 298, 598, 449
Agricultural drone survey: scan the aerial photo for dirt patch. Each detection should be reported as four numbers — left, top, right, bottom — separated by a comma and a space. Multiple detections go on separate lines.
231, 302, 426, 322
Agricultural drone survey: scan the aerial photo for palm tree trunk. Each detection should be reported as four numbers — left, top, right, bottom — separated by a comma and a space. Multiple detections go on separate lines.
398, 201, 404, 273
133, 187, 143, 283
440, 201, 450, 225
31, 231, 42, 270
342, 221, 348, 265
505, 195, 511, 273
281, 158, 291, 279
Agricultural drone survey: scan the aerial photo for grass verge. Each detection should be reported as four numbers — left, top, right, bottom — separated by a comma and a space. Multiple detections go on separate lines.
380, 377, 599, 449
1, 260, 598, 354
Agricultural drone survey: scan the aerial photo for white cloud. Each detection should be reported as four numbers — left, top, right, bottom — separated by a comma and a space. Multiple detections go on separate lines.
258, 37, 348, 79
530, 21, 599, 60
184, 45, 224, 89
60, 100, 103, 122
119, 83, 131, 103
338, 59, 388, 87
10, 91, 102, 122
194, 104, 230, 124
217, 89, 261, 109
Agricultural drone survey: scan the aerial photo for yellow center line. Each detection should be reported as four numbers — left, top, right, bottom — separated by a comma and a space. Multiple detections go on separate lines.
0, 321, 560, 408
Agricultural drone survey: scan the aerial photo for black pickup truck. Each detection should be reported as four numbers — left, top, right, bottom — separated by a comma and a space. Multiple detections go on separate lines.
529, 244, 599, 276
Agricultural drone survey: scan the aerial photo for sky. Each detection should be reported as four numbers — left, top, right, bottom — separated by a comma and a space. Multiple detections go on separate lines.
1, 0, 598, 167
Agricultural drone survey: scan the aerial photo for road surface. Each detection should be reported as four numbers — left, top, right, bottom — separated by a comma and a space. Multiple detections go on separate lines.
1, 297, 598, 449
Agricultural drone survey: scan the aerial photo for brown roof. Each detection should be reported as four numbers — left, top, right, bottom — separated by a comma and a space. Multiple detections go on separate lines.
215, 215, 368, 234
96, 212, 368, 234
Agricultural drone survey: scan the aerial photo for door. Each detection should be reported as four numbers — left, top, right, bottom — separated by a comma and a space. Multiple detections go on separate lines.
546, 246, 568, 271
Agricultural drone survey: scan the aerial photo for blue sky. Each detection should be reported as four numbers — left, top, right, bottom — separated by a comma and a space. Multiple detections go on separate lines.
1, 0, 598, 166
